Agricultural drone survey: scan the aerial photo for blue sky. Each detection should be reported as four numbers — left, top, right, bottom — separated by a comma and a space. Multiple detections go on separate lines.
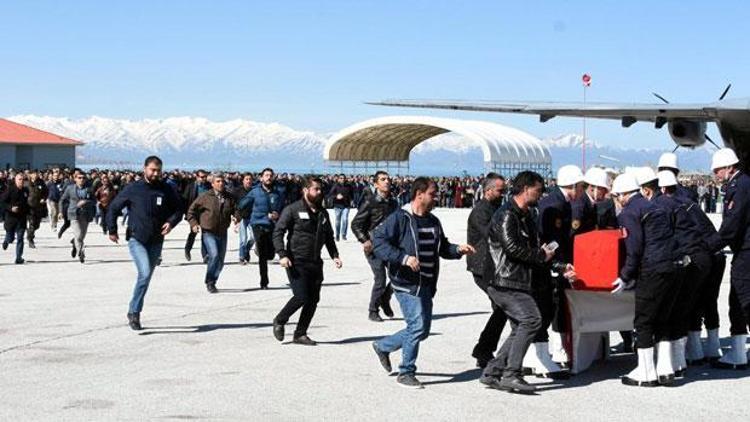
1, 1, 748, 148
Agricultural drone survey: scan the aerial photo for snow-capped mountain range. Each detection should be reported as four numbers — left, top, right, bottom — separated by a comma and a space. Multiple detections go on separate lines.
7, 115, 714, 174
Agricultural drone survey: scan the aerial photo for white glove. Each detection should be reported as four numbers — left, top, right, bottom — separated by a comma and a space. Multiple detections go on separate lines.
611, 278, 634, 295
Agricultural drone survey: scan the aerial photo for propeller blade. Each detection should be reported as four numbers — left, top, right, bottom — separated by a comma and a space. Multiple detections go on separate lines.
672, 144, 680, 153
652, 92, 670, 104
704, 134, 721, 149
719, 83, 732, 100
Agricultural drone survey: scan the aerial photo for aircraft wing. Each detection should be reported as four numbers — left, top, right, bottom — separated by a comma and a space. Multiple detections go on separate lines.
367, 99, 721, 124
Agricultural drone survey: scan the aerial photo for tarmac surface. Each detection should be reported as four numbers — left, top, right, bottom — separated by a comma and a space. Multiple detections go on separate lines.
1, 209, 748, 421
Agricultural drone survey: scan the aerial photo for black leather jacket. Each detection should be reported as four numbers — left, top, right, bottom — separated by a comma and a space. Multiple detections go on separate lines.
351, 191, 399, 244
484, 198, 566, 291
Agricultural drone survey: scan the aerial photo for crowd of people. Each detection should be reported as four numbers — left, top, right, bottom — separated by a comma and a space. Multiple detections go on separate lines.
1, 148, 749, 393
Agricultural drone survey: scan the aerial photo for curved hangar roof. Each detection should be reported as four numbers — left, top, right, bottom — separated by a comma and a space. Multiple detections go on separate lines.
324, 115, 550, 164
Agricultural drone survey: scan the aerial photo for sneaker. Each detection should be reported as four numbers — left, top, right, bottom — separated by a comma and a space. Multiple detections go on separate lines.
499, 375, 536, 393
239, 259, 248, 266
372, 342, 392, 373
127, 313, 142, 331
293, 335, 317, 346
206, 283, 218, 294
396, 373, 424, 389
369, 311, 383, 322
184, 250, 192, 261
273, 321, 285, 342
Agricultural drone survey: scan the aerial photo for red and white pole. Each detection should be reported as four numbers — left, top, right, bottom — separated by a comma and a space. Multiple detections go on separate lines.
581, 73, 591, 171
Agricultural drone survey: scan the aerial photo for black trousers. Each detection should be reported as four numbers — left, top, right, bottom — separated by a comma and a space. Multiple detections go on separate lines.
26, 211, 43, 241
669, 252, 712, 339
252, 225, 275, 286
482, 286, 541, 379
275, 262, 323, 338
690, 253, 726, 331
471, 274, 507, 358
634, 269, 679, 349
184, 230, 207, 259
367, 253, 392, 312
729, 251, 750, 335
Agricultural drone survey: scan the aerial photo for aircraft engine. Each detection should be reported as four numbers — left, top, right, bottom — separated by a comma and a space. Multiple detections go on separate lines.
668, 120, 706, 148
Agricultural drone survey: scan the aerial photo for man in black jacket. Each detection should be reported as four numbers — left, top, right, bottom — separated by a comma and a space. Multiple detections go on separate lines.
272, 176, 342, 346
107, 156, 183, 331
25, 170, 48, 249
480, 171, 576, 394
2, 173, 30, 264
466, 173, 507, 368
351, 170, 399, 322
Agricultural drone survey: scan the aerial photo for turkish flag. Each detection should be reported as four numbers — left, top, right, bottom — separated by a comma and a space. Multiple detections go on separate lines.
582, 73, 592, 87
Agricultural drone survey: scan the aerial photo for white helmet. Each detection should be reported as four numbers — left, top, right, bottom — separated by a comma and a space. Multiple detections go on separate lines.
584, 167, 609, 189
557, 165, 585, 186
657, 152, 678, 170
657, 170, 678, 187
711, 148, 739, 171
635, 166, 658, 186
612, 173, 640, 195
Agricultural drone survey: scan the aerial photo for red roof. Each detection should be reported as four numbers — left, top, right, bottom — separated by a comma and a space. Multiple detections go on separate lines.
0, 118, 83, 146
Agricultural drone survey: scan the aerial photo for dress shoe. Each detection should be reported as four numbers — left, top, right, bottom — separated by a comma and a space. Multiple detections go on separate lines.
369, 311, 383, 322
184, 250, 191, 261
2, 241, 8, 250
15, 258, 25, 265
381, 300, 394, 318
499, 375, 536, 393
70, 239, 77, 258
293, 335, 317, 346
479, 375, 506, 390
273, 321, 285, 342
206, 283, 218, 294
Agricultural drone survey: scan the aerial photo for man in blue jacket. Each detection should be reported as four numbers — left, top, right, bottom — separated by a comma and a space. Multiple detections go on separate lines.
238, 167, 284, 289
107, 156, 183, 331
370, 177, 475, 389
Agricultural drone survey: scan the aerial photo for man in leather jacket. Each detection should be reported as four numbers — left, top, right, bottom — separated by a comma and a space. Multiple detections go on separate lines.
350, 170, 399, 322
479, 171, 576, 394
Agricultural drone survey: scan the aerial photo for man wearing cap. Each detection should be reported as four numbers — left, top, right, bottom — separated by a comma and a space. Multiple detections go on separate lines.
706, 148, 750, 369
611, 172, 678, 387
525, 165, 584, 377
658, 152, 699, 203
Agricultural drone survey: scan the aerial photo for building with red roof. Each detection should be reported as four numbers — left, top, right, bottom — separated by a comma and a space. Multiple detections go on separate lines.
0, 118, 83, 169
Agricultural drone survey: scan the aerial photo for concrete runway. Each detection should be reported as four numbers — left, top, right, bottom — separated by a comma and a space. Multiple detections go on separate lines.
1, 209, 748, 421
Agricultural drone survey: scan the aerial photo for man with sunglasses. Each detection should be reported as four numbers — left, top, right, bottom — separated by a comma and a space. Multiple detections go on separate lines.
351, 170, 399, 322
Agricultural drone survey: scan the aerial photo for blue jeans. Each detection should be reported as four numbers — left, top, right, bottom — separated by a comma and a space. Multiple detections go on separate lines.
127, 239, 164, 314
202, 232, 227, 284
238, 218, 255, 260
4, 226, 26, 261
375, 287, 434, 375
334, 207, 349, 240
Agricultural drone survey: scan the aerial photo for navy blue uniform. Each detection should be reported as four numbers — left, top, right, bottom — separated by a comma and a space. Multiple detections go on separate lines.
571, 194, 597, 237
654, 192, 712, 340
714, 171, 750, 334
676, 183, 700, 204
535, 188, 573, 341
618, 194, 678, 349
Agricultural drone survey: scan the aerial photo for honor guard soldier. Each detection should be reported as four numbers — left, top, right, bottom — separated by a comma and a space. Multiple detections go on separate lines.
707, 148, 750, 369
525, 165, 584, 378
611, 173, 679, 387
